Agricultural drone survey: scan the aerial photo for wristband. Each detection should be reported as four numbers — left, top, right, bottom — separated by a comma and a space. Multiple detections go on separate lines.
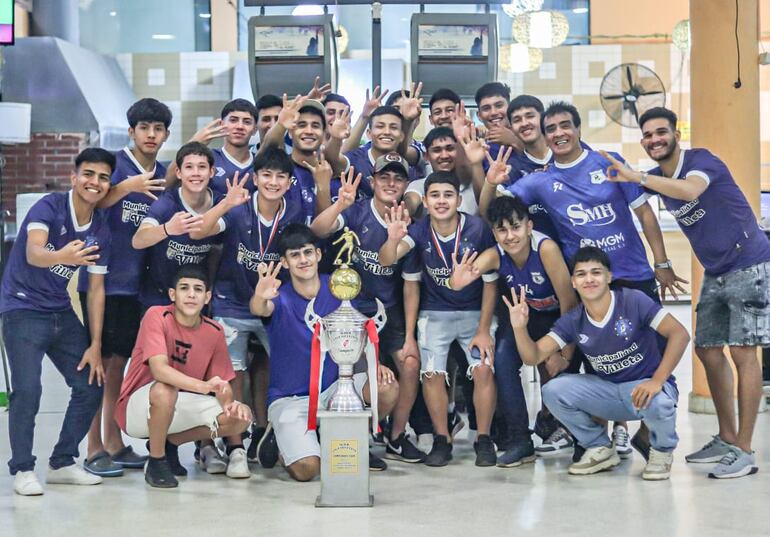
639, 172, 649, 186
162, 223, 169, 236
654, 259, 673, 270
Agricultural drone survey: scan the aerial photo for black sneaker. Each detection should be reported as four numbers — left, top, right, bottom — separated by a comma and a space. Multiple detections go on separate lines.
257, 423, 279, 469
631, 426, 651, 462
425, 435, 453, 467
369, 451, 388, 471
448, 410, 465, 439
247, 426, 266, 463
572, 443, 586, 463
497, 439, 536, 468
385, 433, 425, 463
474, 434, 497, 467
145, 440, 187, 476
533, 410, 559, 442
145, 457, 178, 488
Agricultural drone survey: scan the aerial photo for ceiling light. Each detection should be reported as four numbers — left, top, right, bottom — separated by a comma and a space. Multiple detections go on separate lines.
199, 13, 212, 19
152, 34, 176, 40
292, 5, 324, 16
512, 10, 570, 49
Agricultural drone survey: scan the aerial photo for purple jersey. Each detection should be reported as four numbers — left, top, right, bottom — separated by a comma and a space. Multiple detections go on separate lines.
496, 231, 560, 312
265, 274, 341, 406
504, 150, 654, 281
77, 148, 165, 296
402, 213, 497, 311
0, 191, 111, 314
285, 162, 316, 225
211, 147, 256, 197
139, 188, 223, 308
212, 193, 305, 319
647, 148, 770, 276
549, 288, 670, 384
336, 199, 403, 312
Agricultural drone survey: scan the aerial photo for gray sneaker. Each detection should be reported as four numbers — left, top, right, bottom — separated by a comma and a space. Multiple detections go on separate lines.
568, 445, 621, 475
685, 435, 732, 463
708, 448, 759, 479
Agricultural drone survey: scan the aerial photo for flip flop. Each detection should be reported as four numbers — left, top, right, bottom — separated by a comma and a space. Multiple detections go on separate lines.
84, 451, 124, 477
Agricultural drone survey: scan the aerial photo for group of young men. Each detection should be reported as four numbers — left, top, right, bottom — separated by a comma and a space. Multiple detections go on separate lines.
3, 76, 768, 496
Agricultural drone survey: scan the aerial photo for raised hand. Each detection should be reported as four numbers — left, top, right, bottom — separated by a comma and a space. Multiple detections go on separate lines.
363, 86, 390, 117
383, 203, 409, 242
278, 93, 308, 130
304, 149, 333, 188
484, 146, 514, 185
254, 261, 282, 301
306, 76, 332, 100
191, 118, 228, 145
165, 211, 204, 236
121, 171, 166, 201
336, 166, 362, 209
598, 150, 642, 183
399, 81, 424, 121
486, 123, 521, 150
224, 171, 250, 208
58, 240, 100, 266
449, 249, 480, 290
501, 285, 530, 329
451, 101, 471, 141
460, 127, 488, 165
328, 107, 352, 140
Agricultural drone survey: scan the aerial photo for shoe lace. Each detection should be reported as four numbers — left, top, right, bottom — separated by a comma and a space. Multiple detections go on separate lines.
613, 427, 629, 445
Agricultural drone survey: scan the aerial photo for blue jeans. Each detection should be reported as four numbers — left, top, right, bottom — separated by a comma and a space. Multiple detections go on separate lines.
493, 322, 530, 439
542, 373, 679, 452
3, 308, 103, 474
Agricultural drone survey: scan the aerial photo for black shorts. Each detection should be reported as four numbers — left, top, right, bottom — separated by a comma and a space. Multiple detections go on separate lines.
79, 293, 143, 358
359, 303, 406, 358
610, 277, 660, 304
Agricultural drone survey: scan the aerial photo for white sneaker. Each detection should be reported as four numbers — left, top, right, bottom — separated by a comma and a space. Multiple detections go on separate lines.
226, 448, 251, 479
643, 448, 673, 480
536, 427, 574, 454
14, 471, 44, 496
612, 425, 633, 459
46, 465, 103, 486
199, 445, 227, 474
568, 445, 621, 475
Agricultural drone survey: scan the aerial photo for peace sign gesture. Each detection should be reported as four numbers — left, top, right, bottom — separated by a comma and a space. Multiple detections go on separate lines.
383, 203, 410, 242
399, 81, 424, 121
304, 149, 333, 188
449, 249, 480, 291
501, 285, 530, 329
254, 261, 282, 301
224, 170, 250, 208
484, 146, 514, 186
336, 166, 362, 210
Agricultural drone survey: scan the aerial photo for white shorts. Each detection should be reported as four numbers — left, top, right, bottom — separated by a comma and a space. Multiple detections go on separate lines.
125, 382, 223, 439
267, 373, 368, 466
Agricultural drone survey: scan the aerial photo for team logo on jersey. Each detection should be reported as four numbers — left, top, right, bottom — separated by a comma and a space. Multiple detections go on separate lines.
614, 318, 633, 340
506, 274, 514, 284
215, 167, 226, 177
60, 225, 67, 236
579, 333, 589, 344
567, 203, 617, 226
589, 170, 608, 184
552, 182, 563, 192
531, 271, 545, 284
361, 225, 369, 234
425, 243, 432, 254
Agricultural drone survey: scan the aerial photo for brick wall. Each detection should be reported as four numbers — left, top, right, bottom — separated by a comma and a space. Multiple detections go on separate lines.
1, 133, 88, 224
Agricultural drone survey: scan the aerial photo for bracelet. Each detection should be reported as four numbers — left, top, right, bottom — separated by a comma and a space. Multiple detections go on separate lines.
639, 172, 649, 186
162, 223, 169, 236
654, 259, 673, 269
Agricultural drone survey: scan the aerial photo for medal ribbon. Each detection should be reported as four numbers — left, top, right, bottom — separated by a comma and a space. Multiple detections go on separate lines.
257, 198, 285, 258
429, 215, 463, 269
365, 319, 381, 434
307, 321, 322, 431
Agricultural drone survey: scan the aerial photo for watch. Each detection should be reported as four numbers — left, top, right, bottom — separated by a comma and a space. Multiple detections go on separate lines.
654, 259, 673, 270
639, 172, 649, 186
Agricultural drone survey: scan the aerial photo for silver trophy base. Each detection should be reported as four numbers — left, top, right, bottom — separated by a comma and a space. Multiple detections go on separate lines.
326, 376, 365, 412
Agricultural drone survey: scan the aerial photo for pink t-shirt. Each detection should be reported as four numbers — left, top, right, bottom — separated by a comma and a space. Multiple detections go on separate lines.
115, 305, 235, 432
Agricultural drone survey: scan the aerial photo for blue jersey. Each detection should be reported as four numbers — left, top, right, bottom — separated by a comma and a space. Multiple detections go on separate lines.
212, 193, 305, 319
211, 147, 256, 197
402, 213, 497, 311
648, 148, 770, 276
0, 191, 111, 314
496, 231, 560, 312
336, 199, 404, 312
549, 288, 671, 384
285, 162, 316, 225
77, 148, 164, 296
139, 188, 223, 308
504, 150, 654, 281
265, 274, 341, 406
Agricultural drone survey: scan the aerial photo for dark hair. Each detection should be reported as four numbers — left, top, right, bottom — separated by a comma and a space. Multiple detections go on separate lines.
175, 141, 214, 168
424, 170, 460, 194
487, 196, 530, 227
277, 223, 319, 256
429, 88, 461, 111
572, 246, 611, 271
474, 82, 510, 106
541, 101, 581, 133
221, 98, 258, 121
639, 106, 678, 131
385, 91, 407, 107
423, 127, 457, 150
507, 94, 544, 121
323, 93, 350, 108
253, 146, 294, 176
126, 98, 172, 129
171, 265, 210, 290
75, 147, 116, 173
255, 94, 282, 117
298, 105, 326, 130
368, 106, 403, 128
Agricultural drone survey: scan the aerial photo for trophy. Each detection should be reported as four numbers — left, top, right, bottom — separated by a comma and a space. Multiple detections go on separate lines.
305, 228, 386, 415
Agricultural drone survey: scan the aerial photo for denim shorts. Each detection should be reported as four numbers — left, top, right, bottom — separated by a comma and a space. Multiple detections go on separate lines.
695, 261, 770, 347
215, 316, 270, 371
